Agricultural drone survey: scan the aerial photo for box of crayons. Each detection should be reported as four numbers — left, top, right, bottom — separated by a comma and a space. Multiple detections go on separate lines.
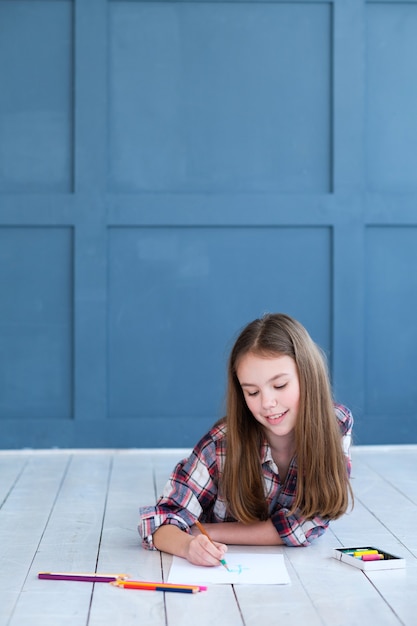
333, 546, 406, 571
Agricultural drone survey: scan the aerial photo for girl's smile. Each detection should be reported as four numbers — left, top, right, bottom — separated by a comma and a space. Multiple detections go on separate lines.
264, 409, 288, 424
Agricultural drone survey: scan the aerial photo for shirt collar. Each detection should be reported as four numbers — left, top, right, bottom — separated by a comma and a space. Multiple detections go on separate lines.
260, 440, 279, 473
260, 439, 297, 473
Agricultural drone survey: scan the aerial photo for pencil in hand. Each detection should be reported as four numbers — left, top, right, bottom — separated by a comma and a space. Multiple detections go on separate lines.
194, 520, 229, 571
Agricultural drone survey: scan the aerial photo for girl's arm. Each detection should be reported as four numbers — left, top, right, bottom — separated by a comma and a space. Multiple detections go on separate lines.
139, 425, 226, 551
153, 524, 228, 566
196, 520, 284, 546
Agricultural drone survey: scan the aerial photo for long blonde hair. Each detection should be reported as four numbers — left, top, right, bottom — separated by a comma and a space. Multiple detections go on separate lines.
222, 313, 353, 522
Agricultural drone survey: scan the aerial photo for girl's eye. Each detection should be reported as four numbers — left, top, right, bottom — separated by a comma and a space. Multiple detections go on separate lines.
274, 384, 287, 390
247, 390, 259, 397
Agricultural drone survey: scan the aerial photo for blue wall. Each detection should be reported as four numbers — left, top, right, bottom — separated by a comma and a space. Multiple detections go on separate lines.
0, 0, 416, 448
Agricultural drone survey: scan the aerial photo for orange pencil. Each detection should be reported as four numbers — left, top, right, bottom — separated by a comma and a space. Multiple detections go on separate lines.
195, 520, 229, 571
112, 580, 204, 593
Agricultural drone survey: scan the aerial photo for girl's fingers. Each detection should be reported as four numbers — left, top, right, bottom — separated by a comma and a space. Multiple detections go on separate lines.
188, 535, 226, 566
200, 535, 227, 559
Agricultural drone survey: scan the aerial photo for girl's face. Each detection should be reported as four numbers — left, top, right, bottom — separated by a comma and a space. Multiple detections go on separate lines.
236, 352, 300, 443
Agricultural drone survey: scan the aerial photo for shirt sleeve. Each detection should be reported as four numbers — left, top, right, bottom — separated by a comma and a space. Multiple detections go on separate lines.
138, 432, 219, 550
334, 403, 354, 477
271, 404, 354, 547
271, 508, 329, 547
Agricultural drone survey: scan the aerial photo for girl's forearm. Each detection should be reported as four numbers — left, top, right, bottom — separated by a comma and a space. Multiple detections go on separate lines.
201, 520, 284, 545
153, 523, 229, 566
153, 524, 193, 558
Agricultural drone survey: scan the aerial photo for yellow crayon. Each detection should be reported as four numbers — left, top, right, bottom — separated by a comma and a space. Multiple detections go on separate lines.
353, 550, 379, 557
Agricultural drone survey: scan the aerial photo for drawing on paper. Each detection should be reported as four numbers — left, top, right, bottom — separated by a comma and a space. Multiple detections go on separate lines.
168, 551, 291, 585
225, 563, 250, 575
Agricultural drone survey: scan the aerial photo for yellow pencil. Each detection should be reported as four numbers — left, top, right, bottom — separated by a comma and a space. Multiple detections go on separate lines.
195, 520, 229, 571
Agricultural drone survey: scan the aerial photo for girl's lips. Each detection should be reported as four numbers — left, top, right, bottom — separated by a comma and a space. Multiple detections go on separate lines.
264, 410, 288, 423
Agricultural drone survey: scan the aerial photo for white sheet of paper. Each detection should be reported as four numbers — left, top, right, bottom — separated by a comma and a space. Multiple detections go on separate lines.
167, 552, 290, 585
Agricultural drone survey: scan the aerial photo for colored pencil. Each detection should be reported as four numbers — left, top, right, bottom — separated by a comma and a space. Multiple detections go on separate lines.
38, 571, 128, 583
195, 520, 229, 571
112, 580, 205, 593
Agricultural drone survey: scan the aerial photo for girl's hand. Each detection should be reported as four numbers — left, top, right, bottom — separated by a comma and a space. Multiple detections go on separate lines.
185, 533, 227, 567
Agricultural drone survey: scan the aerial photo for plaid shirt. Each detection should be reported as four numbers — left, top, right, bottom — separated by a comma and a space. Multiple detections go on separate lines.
139, 404, 353, 548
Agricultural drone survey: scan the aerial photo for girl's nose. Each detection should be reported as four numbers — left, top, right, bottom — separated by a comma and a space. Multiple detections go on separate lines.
261, 393, 277, 410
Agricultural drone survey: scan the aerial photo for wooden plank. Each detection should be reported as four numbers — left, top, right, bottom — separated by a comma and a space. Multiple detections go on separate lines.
365, 568, 417, 626
343, 447, 417, 625
7, 452, 113, 626
354, 447, 417, 506
349, 450, 417, 552
0, 452, 71, 623
89, 451, 167, 626
0, 453, 29, 508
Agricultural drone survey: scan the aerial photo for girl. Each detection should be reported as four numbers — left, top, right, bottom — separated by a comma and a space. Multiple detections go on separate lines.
139, 313, 353, 567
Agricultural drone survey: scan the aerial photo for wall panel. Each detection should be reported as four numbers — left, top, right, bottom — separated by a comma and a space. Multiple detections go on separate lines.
0, 0, 73, 192
0, 0, 416, 447
365, 227, 417, 418
108, 1, 332, 192
366, 2, 417, 192
0, 227, 73, 419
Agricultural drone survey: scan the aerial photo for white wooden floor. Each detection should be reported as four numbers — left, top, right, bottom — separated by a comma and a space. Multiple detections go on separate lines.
1, 446, 416, 626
